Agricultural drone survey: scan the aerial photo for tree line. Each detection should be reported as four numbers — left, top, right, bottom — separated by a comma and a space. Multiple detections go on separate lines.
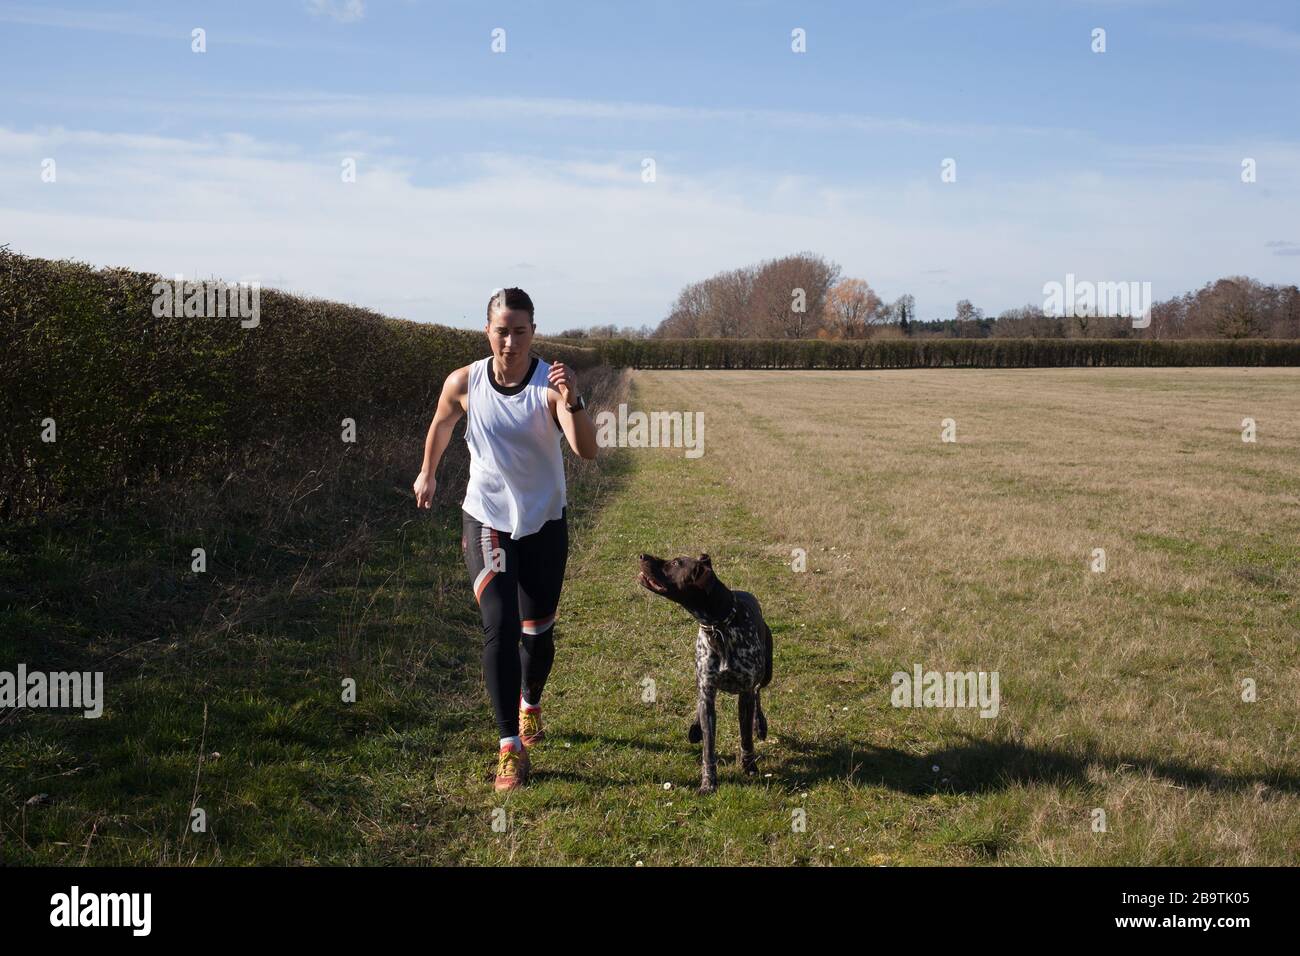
556, 254, 1300, 340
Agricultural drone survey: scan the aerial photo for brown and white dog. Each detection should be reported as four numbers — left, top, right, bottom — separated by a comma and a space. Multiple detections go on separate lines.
637, 553, 773, 793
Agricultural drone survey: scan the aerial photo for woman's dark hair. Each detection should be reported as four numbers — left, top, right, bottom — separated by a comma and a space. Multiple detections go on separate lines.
487, 287, 535, 323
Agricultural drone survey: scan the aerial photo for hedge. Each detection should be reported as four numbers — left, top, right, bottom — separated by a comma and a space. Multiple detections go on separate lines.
1, 249, 599, 518
576, 337, 1300, 369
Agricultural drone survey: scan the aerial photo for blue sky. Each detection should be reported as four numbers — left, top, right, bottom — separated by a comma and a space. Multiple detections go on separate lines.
2, 0, 1298, 330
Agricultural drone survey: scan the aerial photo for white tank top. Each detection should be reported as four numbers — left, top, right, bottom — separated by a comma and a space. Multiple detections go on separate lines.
462, 354, 567, 538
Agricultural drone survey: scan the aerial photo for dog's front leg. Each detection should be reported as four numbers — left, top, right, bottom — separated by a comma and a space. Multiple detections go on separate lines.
697, 687, 717, 794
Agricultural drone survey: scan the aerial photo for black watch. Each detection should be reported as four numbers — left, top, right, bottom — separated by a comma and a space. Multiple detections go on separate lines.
566, 394, 587, 413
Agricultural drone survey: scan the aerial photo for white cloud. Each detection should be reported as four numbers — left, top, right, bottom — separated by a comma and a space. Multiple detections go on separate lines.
2, 124, 1298, 328
5, 89, 1083, 142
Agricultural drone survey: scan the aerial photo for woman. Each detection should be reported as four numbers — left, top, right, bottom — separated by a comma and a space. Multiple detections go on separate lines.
413, 288, 598, 790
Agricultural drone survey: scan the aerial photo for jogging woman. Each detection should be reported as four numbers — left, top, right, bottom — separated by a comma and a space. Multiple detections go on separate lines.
413, 288, 598, 790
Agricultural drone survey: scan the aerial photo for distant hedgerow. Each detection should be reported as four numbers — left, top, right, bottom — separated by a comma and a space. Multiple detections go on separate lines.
578, 337, 1300, 370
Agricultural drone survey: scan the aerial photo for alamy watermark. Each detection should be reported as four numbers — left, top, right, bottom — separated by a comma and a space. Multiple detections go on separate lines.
891, 664, 1000, 718
594, 403, 704, 458
50, 886, 150, 935
152, 275, 260, 328
1, 664, 103, 718
1042, 273, 1152, 328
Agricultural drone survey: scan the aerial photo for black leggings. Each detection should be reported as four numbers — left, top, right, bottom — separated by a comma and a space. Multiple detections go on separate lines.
461, 507, 568, 738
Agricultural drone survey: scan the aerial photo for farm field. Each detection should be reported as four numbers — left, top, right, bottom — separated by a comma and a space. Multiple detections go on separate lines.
3, 368, 1297, 865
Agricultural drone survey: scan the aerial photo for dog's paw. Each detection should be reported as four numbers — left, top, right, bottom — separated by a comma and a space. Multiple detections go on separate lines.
688, 721, 702, 744
697, 781, 717, 795
741, 755, 759, 775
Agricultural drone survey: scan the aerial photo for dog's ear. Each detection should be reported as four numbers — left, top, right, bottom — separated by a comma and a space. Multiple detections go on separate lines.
690, 556, 714, 587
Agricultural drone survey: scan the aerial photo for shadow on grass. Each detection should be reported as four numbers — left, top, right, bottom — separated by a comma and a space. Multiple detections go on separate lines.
775, 732, 1300, 798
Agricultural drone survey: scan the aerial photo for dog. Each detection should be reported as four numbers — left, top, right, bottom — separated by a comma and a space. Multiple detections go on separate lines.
637, 552, 773, 793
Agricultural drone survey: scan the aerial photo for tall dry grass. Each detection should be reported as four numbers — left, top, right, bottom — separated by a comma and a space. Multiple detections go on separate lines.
629, 367, 1299, 862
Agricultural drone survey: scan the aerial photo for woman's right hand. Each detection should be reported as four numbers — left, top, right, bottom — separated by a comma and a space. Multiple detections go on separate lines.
413, 469, 436, 509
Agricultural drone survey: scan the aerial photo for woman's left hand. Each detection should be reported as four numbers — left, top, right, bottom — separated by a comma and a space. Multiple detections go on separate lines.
548, 361, 577, 403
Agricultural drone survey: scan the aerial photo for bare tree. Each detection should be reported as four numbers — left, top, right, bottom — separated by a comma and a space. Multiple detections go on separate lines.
825, 278, 882, 338
954, 299, 985, 338
890, 294, 916, 334
1145, 296, 1186, 340
1274, 285, 1300, 338
991, 304, 1060, 338
708, 267, 755, 339
750, 253, 841, 338
1203, 277, 1266, 338
660, 279, 710, 337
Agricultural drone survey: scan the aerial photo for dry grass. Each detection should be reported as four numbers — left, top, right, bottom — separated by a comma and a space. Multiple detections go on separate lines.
624, 367, 1298, 863
4, 365, 1294, 865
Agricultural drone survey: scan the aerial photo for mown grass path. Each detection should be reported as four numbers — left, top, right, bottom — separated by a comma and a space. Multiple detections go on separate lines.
413, 373, 973, 866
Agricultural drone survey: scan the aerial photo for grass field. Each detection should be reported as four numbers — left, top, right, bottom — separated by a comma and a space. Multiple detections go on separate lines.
3, 367, 1298, 865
